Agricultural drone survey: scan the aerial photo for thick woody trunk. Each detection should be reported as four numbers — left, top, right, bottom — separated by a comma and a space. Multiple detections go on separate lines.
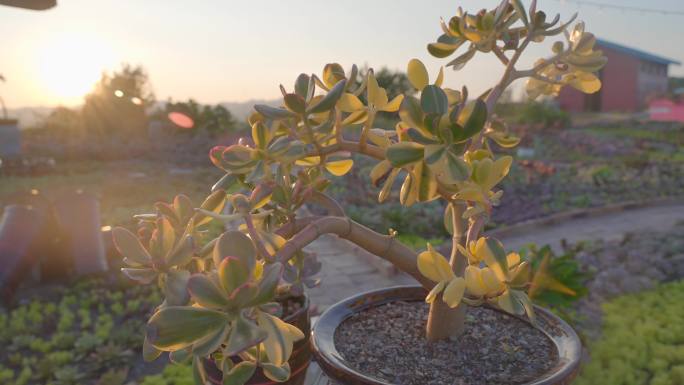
426, 203, 469, 342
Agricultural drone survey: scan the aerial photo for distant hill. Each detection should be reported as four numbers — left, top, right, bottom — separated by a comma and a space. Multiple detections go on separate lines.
5, 106, 54, 129
6, 98, 282, 129
218, 98, 280, 121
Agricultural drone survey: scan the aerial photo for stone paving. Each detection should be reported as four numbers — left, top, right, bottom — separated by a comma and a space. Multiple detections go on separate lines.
305, 235, 414, 311
306, 201, 684, 311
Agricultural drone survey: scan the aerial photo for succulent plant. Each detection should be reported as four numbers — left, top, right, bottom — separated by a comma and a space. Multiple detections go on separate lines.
114, 1, 605, 383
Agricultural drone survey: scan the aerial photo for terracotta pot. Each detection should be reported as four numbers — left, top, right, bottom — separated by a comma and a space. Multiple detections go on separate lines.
203, 294, 311, 385
312, 285, 581, 385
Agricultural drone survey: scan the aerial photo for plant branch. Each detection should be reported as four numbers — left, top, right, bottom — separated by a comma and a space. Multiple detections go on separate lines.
309, 191, 345, 216
466, 215, 486, 246
492, 46, 510, 65
275, 216, 321, 239
244, 214, 275, 262
274, 216, 432, 288
514, 49, 567, 80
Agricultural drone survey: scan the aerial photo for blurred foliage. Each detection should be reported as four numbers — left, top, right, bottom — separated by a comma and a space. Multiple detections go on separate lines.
575, 280, 684, 385
82, 64, 154, 139
395, 233, 446, 251
152, 99, 241, 135
519, 243, 590, 323
495, 101, 570, 128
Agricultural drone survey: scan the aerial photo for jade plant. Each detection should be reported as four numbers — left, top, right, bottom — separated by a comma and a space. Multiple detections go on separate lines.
113, 1, 606, 383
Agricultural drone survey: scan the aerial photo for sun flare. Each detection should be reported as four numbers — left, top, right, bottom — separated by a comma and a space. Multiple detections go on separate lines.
36, 33, 117, 105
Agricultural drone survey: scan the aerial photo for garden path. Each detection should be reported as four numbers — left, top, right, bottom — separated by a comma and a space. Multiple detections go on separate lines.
306, 201, 684, 310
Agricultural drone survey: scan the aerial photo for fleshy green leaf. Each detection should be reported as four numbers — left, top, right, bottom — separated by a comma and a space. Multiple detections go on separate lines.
164, 270, 191, 306
254, 105, 296, 120
146, 306, 229, 351
187, 274, 229, 309
399, 96, 425, 129
283, 93, 306, 114
213, 231, 256, 272
322, 63, 346, 89
218, 257, 251, 295
112, 227, 152, 266
122, 268, 156, 284
169, 348, 192, 364
223, 361, 257, 385
261, 362, 291, 382
385, 142, 425, 168
257, 311, 304, 367
420, 85, 449, 115
294, 73, 311, 99
193, 190, 227, 227
224, 313, 268, 356
143, 336, 162, 362
248, 263, 283, 306
481, 237, 509, 282
166, 235, 194, 267
307, 79, 347, 114
454, 99, 487, 142
192, 323, 231, 357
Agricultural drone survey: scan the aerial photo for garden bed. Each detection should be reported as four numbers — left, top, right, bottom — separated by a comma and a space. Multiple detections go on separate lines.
328, 122, 684, 240
0, 277, 164, 385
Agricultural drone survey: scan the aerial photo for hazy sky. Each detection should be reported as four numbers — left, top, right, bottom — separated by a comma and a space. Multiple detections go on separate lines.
2, 0, 683, 108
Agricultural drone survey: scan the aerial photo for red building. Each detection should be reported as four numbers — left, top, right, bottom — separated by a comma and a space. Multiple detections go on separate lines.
558, 39, 680, 112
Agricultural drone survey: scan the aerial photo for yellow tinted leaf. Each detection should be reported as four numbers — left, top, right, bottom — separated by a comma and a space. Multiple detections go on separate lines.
425, 280, 447, 304
325, 159, 354, 176
367, 129, 392, 148
337, 93, 364, 112
407, 58, 429, 90
452, 185, 486, 203
443, 277, 466, 308
434, 67, 444, 87
370, 160, 393, 186
378, 169, 399, 203
382, 95, 404, 112
367, 72, 382, 107
498, 290, 523, 315
341, 110, 368, 125
417, 244, 454, 283
480, 267, 504, 294
569, 72, 601, 93
295, 156, 320, 166
507, 252, 521, 268
465, 266, 487, 297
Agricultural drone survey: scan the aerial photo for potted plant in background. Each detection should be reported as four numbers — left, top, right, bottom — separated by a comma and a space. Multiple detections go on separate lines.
113, 0, 606, 384
0, 74, 22, 170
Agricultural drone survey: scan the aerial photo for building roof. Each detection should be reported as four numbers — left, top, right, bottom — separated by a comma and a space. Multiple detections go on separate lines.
597, 38, 681, 66
0, 0, 56, 10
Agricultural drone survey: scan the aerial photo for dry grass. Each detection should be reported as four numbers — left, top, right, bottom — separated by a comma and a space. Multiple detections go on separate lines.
0, 160, 223, 225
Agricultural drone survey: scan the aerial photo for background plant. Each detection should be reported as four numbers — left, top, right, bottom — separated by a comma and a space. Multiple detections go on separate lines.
113, 1, 606, 383
575, 280, 684, 385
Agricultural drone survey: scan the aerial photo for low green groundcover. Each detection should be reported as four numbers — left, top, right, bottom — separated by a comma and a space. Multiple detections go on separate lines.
0, 278, 160, 385
140, 364, 193, 385
575, 280, 684, 385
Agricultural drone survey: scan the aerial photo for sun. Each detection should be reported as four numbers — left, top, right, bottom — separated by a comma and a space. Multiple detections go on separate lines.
36, 33, 117, 105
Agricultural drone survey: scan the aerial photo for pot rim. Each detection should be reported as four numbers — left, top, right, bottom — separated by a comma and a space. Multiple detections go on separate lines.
311, 285, 582, 385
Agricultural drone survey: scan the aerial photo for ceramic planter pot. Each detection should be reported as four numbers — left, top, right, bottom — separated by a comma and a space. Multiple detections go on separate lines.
203, 294, 312, 385
312, 286, 581, 385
